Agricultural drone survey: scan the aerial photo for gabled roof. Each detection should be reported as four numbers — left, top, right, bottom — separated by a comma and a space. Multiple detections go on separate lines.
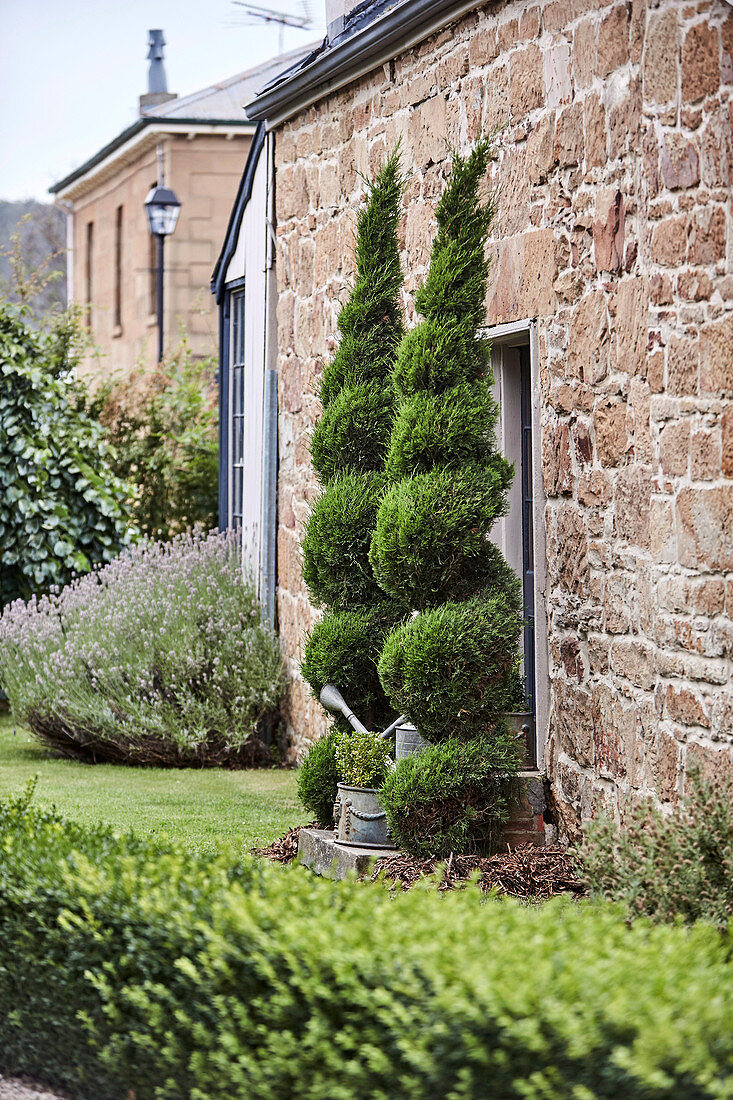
50, 44, 315, 197
146, 44, 318, 122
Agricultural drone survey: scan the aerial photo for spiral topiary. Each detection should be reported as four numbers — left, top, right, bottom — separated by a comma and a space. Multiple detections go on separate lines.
299, 149, 407, 773
373, 139, 525, 854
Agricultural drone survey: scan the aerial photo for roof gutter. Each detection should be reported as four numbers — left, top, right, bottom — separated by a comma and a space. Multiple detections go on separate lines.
50, 115, 254, 195
245, 0, 482, 128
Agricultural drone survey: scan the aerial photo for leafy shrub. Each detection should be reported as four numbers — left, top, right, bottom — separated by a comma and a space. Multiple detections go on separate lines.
370, 464, 515, 609
301, 471, 387, 610
310, 380, 394, 483
92, 333, 218, 539
301, 602, 405, 733
297, 731, 339, 826
334, 726, 391, 788
0, 530, 284, 766
392, 315, 491, 397
301, 152, 404, 755
381, 734, 521, 857
385, 382, 500, 480
581, 769, 733, 927
374, 140, 524, 808
1, 794, 733, 1100
378, 595, 524, 742
0, 302, 135, 607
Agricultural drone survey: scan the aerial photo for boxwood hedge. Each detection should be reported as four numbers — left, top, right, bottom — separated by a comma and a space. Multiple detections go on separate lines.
1, 790, 732, 1100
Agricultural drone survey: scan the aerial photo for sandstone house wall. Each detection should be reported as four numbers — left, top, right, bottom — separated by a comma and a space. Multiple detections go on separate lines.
273, 0, 733, 833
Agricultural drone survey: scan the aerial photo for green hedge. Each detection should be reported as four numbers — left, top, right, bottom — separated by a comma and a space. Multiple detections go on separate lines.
2, 791, 733, 1100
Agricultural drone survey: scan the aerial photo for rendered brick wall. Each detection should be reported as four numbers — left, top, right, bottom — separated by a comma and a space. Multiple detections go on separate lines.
273, 0, 733, 834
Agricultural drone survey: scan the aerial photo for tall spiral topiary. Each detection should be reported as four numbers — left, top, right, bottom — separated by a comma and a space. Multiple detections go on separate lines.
371, 139, 524, 746
300, 149, 407, 737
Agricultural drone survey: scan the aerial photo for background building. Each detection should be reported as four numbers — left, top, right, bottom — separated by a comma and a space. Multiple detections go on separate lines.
51, 33, 311, 376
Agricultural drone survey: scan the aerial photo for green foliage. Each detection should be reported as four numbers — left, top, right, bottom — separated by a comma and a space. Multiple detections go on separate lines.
310, 379, 394, 483
2, 796, 733, 1099
582, 769, 733, 927
0, 531, 284, 767
93, 333, 218, 539
297, 730, 339, 827
386, 382, 500, 480
316, 148, 404, 413
381, 734, 521, 857
301, 602, 405, 732
374, 139, 524, 777
371, 464, 515, 610
0, 302, 135, 607
378, 594, 523, 742
392, 317, 491, 398
301, 471, 387, 611
414, 139, 495, 328
334, 726, 392, 789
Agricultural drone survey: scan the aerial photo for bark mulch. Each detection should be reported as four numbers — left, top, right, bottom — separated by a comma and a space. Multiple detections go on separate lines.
252, 822, 317, 863
371, 845, 586, 900
255, 825, 585, 901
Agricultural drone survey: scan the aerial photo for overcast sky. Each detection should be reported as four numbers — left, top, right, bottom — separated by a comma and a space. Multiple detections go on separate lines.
0, 0, 323, 202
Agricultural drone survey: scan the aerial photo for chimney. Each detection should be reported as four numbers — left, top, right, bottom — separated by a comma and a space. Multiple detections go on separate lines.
139, 30, 177, 114
325, 0, 363, 40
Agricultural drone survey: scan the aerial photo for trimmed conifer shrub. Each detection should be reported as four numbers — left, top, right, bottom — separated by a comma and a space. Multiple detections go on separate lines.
297, 731, 339, 827
300, 149, 406, 736
381, 734, 522, 858
374, 140, 524, 855
301, 602, 406, 733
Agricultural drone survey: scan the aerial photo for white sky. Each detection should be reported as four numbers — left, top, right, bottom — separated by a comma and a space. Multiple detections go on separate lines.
0, 0, 324, 201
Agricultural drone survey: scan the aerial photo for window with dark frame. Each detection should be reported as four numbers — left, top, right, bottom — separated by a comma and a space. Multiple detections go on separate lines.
114, 205, 123, 330
85, 221, 93, 330
230, 289, 246, 528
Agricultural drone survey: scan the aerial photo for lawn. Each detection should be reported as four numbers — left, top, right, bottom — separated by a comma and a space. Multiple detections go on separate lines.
0, 709, 304, 853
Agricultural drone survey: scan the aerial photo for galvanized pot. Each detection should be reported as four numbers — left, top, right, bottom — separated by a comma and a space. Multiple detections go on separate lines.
333, 783, 396, 849
395, 721, 432, 761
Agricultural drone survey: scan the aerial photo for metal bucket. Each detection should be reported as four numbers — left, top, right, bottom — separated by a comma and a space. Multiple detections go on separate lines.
333, 783, 396, 849
395, 721, 432, 760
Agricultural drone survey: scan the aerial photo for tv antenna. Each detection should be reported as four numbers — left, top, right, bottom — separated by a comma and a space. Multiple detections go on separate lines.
231, 0, 313, 52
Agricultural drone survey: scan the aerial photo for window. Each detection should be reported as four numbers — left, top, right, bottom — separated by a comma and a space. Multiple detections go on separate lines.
230, 289, 246, 527
487, 326, 548, 767
85, 221, 93, 329
114, 205, 123, 330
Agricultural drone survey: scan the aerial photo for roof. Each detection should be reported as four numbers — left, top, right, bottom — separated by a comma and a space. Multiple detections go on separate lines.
245, 0, 483, 126
147, 44, 318, 122
50, 43, 316, 196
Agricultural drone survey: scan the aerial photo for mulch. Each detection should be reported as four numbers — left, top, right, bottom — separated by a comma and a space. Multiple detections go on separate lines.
255, 824, 585, 901
370, 845, 586, 899
252, 822, 317, 863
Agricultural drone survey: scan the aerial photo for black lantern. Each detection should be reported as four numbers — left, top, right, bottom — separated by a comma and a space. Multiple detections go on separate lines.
144, 183, 181, 361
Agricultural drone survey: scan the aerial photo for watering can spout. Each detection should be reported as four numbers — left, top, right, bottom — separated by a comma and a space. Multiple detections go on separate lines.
319, 683, 370, 735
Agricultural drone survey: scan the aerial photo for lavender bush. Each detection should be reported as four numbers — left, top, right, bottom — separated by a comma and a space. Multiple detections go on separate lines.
0, 530, 285, 767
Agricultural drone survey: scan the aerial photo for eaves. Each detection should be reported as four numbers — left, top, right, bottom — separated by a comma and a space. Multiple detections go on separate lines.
245, 0, 485, 129
51, 117, 254, 203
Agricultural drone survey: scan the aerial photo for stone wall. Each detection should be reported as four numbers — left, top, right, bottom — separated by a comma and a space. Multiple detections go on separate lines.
274, 0, 733, 832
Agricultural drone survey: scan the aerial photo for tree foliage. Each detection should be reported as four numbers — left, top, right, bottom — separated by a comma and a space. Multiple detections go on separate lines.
91, 334, 218, 540
299, 150, 406, 744
0, 302, 134, 607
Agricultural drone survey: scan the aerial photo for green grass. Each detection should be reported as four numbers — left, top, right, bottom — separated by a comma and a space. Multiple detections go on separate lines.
0, 710, 304, 854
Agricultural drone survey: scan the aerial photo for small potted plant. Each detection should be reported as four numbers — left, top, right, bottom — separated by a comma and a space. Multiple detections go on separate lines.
332, 728, 395, 849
